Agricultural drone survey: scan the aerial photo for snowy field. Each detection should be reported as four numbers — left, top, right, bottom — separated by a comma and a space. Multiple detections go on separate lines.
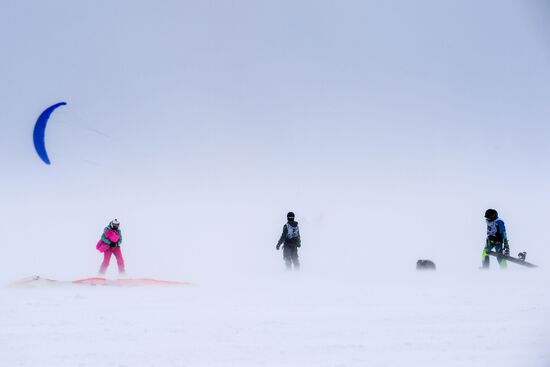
2, 268, 549, 367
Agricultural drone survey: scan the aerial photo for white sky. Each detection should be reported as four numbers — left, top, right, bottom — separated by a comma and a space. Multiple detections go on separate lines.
0, 0, 549, 282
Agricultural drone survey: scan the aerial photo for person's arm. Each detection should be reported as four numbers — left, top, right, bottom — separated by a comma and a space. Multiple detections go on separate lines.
277, 225, 288, 247
498, 220, 509, 253
499, 221, 508, 241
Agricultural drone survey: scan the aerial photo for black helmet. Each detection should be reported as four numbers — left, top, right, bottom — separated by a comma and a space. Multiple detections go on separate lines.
484, 209, 498, 221
287, 212, 295, 220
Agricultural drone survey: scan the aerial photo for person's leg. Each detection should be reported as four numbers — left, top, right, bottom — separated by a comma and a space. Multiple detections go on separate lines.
112, 247, 126, 274
291, 247, 300, 270
99, 249, 113, 275
282, 246, 292, 270
494, 243, 507, 269
481, 240, 492, 268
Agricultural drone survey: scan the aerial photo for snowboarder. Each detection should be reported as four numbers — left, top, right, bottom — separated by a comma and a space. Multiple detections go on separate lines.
98, 219, 126, 275
276, 212, 301, 270
482, 209, 509, 269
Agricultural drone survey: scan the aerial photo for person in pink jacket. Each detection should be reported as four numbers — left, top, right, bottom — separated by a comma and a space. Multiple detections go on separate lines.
97, 219, 126, 275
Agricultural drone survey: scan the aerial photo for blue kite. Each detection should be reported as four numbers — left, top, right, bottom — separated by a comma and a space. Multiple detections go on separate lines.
33, 102, 67, 165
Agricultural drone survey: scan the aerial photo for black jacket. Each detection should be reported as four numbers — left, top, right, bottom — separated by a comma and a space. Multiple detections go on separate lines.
277, 221, 301, 247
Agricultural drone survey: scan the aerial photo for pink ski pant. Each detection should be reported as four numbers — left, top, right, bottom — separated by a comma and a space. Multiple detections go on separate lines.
99, 246, 125, 274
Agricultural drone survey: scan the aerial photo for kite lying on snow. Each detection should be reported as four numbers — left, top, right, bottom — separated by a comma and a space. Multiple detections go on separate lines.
11, 276, 192, 287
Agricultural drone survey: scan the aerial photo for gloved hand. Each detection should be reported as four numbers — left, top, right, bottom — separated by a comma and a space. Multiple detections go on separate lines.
276, 244, 281, 250
503, 243, 510, 256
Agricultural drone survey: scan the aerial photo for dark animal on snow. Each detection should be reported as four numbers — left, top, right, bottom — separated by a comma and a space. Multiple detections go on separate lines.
416, 259, 436, 271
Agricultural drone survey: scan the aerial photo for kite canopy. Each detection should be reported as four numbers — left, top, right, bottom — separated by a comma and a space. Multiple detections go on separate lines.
33, 102, 67, 165
11, 276, 192, 287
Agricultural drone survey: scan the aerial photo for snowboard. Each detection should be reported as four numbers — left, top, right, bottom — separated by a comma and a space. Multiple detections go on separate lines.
487, 251, 537, 268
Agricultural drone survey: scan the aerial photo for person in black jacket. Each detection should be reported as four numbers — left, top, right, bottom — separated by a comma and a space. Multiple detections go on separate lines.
276, 212, 301, 270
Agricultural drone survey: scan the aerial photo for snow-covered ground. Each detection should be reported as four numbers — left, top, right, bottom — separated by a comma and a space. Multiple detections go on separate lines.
2, 268, 549, 367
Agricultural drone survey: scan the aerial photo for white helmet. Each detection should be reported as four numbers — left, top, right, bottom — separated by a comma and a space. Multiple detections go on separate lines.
110, 219, 120, 228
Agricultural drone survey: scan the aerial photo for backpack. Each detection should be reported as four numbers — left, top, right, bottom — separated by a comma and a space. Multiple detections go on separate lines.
96, 228, 120, 253
286, 223, 300, 239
